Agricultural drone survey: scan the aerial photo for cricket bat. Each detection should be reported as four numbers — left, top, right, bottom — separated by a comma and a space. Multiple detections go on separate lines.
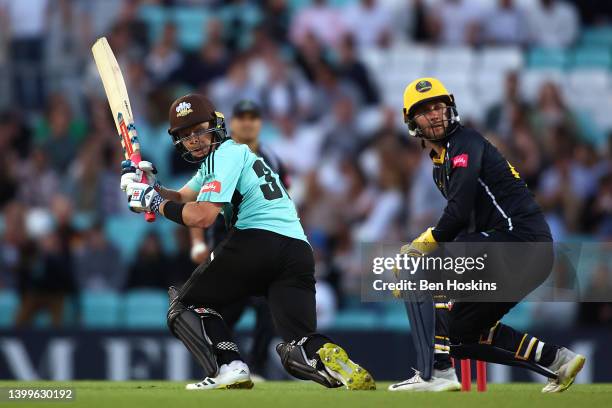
91, 37, 155, 222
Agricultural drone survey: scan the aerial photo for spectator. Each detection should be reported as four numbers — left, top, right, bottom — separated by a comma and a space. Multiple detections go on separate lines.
208, 55, 261, 117
220, 0, 262, 52
293, 31, 326, 84
290, 0, 346, 48
166, 227, 196, 288
0, 110, 32, 159
319, 96, 362, 160
353, 135, 404, 242
530, 82, 580, 152
259, 55, 313, 119
582, 172, 612, 238
126, 232, 169, 290
429, 0, 484, 46
342, 0, 393, 49
145, 23, 183, 85
172, 21, 229, 90
260, 0, 291, 46
37, 94, 84, 174
73, 223, 125, 292
1, 0, 49, 110
578, 263, 612, 326
15, 196, 77, 327
485, 71, 530, 141
527, 0, 579, 48
537, 138, 592, 236
310, 62, 361, 121
269, 115, 324, 177
0, 202, 27, 289
481, 0, 528, 46
336, 35, 380, 106
18, 148, 60, 208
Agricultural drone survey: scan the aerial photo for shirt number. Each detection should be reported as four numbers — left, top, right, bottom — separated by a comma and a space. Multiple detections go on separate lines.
252, 160, 283, 200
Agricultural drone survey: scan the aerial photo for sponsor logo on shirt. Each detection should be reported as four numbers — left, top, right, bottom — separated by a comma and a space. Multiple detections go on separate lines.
200, 181, 221, 193
452, 154, 469, 168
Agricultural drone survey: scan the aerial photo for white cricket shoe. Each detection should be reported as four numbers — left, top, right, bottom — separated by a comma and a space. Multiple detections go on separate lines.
388, 369, 461, 392
434, 367, 461, 384
541, 347, 586, 393
186, 360, 254, 390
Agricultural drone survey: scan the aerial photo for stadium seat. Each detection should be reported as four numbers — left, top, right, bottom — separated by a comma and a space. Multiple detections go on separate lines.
332, 309, 378, 329
571, 47, 612, 69
432, 46, 475, 74
104, 215, 151, 263
476, 72, 506, 110
527, 48, 568, 69
173, 7, 209, 51
580, 27, 612, 48
124, 289, 168, 329
80, 291, 121, 328
138, 4, 168, 45
519, 69, 566, 102
390, 44, 432, 74
0, 290, 19, 327
381, 302, 409, 331
479, 47, 524, 74
568, 69, 610, 94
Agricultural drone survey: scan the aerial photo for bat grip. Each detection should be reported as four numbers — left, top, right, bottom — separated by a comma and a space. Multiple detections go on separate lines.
130, 153, 156, 223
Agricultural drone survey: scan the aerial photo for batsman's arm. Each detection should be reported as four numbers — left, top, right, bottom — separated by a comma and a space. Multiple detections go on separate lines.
159, 200, 222, 229
157, 185, 198, 203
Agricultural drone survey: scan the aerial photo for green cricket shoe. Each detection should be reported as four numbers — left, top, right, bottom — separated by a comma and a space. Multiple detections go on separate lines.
317, 343, 376, 390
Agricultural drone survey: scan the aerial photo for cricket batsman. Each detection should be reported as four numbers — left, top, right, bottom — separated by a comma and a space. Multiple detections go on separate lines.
120, 94, 375, 390
389, 78, 585, 393
189, 100, 287, 380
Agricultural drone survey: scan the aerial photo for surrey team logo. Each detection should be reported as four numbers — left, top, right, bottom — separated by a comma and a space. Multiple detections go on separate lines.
415, 80, 432, 93
176, 101, 193, 117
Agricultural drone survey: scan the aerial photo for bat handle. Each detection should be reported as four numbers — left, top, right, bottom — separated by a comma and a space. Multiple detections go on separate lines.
130, 153, 156, 223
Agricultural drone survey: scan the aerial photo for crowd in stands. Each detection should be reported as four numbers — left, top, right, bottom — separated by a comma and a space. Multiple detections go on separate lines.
0, 0, 611, 329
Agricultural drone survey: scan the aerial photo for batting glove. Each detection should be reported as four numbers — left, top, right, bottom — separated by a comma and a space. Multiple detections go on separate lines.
125, 182, 164, 214
120, 160, 161, 192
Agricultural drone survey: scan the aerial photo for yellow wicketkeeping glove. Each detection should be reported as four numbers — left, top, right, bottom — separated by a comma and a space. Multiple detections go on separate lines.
403, 227, 438, 256
392, 228, 438, 298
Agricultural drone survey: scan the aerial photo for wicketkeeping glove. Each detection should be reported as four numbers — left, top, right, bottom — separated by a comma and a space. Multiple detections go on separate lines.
392, 227, 438, 298
125, 182, 164, 214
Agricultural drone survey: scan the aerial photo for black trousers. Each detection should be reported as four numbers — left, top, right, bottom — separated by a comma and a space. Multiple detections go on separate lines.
177, 228, 317, 342
220, 297, 276, 375
448, 229, 554, 343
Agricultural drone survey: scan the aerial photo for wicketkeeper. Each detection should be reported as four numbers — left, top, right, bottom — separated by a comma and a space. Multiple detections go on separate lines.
389, 78, 585, 393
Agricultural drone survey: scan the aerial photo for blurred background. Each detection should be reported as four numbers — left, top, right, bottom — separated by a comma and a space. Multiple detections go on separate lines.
1, 0, 612, 381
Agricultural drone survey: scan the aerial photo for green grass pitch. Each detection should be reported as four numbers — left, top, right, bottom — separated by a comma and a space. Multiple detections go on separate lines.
1, 381, 611, 408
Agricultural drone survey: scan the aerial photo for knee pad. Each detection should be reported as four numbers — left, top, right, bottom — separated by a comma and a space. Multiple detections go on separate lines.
167, 287, 219, 377
276, 335, 341, 388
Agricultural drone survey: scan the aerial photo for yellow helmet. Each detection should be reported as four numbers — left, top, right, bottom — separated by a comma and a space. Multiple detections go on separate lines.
402, 77, 460, 139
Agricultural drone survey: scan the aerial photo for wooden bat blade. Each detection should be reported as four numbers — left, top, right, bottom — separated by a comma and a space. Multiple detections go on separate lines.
91, 37, 155, 222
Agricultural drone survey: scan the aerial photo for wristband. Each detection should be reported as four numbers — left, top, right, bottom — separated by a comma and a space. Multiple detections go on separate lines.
150, 194, 164, 214
163, 201, 186, 225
